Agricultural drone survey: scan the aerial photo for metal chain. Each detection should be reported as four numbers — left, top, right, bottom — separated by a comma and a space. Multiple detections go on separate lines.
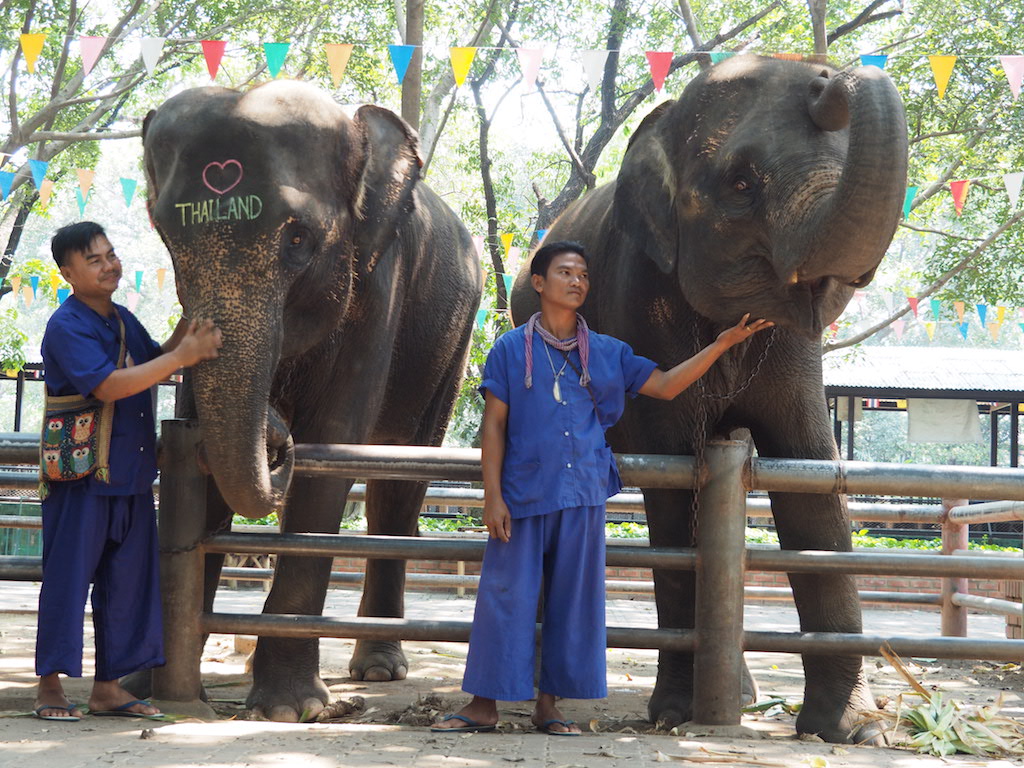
688, 324, 776, 544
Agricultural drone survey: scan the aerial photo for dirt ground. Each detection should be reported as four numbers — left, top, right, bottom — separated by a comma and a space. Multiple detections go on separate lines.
2, 586, 1024, 767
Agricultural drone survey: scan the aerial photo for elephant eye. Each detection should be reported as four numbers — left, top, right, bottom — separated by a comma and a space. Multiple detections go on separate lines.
732, 177, 752, 192
290, 233, 304, 246
282, 226, 315, 268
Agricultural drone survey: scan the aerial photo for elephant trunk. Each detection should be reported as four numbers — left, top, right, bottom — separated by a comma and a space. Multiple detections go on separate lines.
782, 66, 908, 287
191, 316, 294, 520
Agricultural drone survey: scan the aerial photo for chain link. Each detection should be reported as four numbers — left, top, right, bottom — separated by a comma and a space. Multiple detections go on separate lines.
688, 325, 776, 544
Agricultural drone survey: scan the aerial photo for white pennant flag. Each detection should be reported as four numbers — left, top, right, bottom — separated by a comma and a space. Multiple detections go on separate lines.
140, 37, 165, 75
881, 291, 896, 313
516, 48, 543, 90
1004, 171, 1023, 209
580, 50, 609, 93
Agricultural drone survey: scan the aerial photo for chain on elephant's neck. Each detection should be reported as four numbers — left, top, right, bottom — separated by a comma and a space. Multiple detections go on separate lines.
688, 321, 776, 544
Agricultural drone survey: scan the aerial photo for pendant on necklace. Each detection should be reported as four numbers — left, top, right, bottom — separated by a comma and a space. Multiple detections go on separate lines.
553, 378, 562, 403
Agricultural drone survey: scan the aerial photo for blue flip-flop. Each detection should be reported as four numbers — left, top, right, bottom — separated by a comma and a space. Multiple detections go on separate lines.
537, 718, 581, 736
91, 699, 166, 720
430, 713, 496, 733
34, 703, 82, 722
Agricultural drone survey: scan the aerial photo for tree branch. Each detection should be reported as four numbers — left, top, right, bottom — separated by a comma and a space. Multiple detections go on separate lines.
26, 129, 142, 143
676, 0, 703, 49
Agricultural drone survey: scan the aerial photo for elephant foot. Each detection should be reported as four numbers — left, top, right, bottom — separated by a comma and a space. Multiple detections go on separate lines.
648, 660, 758, 729
120, 669, 152, 700
796, 679, 889, 745
349, 640, 408, 682
245, 675, 330, 723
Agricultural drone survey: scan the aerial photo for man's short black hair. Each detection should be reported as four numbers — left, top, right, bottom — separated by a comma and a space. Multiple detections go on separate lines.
51, 221, 107, 267
529, 240, 588, 279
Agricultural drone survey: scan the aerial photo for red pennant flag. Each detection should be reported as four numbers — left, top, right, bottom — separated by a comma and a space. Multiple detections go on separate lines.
907, 296, 919, 317
645, 51, 673, 92
201, 40, 226, 80
949, 179, 971, 215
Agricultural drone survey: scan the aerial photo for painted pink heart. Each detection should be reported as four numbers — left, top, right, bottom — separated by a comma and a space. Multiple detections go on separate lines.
202, 159, 244, 196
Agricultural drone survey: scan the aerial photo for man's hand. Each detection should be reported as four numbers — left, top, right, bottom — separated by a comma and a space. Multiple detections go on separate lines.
483, 498, 512, 542
716, 313, 773, 349
173, 319, 223, 367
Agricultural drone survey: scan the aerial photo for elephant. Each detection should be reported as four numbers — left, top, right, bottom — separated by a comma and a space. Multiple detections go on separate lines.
511, 55, 908, 743
142, 80, 482, 721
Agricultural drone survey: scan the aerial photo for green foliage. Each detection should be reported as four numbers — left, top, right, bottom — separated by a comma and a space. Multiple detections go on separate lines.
0, 308, 28, 372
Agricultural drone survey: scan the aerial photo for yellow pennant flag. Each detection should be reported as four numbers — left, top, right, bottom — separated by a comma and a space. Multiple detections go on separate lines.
20, 34, 46, 74
989, 322, 1001, 342
449, 47, 477, 87
953, 300, 965, 323
76, 168, 95, 197
500, 233, 514, 257
324, 44, 354, 87
10, 274, 22, 297
21, 285, 33, 308
39, 178, 54, 209
49, 273, 60, 293
929, 55, 957, 99
997, 306, 1006, 324
156, 267, 167, 292
924, 321, 936, 341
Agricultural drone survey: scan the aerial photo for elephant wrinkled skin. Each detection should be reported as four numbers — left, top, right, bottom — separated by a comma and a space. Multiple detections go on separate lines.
512, 55, 909, 744
143, 81, 481, 722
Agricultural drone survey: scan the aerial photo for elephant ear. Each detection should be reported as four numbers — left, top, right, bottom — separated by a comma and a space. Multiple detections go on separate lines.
612, 100, 679, 274
351, 105, 422, 271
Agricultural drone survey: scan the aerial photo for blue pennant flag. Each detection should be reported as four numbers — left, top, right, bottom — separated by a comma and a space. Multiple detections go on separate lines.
536, 229, 548, 243
388, 44, 415, 84
0, 171, 13, 200
27, 159, 48, 189
57, 287, 70, 304
121, 178, 138, 207
860, 54, 888, 69
958, 322, 969, 340
475, 308, 488, 329
976, 303, 988, 326
29, 275, 39, 296
710, 52, 735, 64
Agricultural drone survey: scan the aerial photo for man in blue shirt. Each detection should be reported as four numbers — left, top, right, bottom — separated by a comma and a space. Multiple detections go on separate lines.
34, 221, 222, 721
433, 241, 771, 735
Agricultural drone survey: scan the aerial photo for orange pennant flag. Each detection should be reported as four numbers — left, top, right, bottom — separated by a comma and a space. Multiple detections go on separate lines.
950, 179, 971, 215
21, 285, 33, 308
156, 267, 167, 292
76, 168, 95, 198
954, 300, 965, 323
39, 179, 54, 209
929, 55, 957, 99
989, 322, 1001, 342
324, 43, 354, 87
20, 34, 46, 74
449, 47, 477, 87
10, 274, 21, 297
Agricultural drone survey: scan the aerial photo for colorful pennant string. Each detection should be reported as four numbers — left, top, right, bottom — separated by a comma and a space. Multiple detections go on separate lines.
264, 42, 290, 77
324, 43, 354, 87
449, 47, 476, 87
645, 51, 673, 92
79, 35, 105, 76
389, 44, 415, 84
201, 40, 226, 80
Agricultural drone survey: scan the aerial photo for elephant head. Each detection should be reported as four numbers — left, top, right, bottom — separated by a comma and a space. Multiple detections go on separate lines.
143, 80, 421, 518
613, 55, 908, 336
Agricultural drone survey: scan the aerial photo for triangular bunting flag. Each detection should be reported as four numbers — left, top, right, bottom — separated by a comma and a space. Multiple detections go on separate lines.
9, 275, 20, 297
903, 186, 917, 219
39, 178, 54, 209
516, 48, 543, 90
1005, 172, 1023, 209
645, 51, 673, 92
907, 296, 919, 317
506, 246, 521, 274
1000, 55, 1024, 100
27, 159, 48, 190
388, 45, 415, 84
989, 322, 1001, 342
892, 318, 905, 340
76, 188, 88, 215
79, 35, 105, 76
140, 37, 165, 75
997, 306, 1006, 324
958, 322, 969, 340
21, 285, 33, 308
580, 50, 609, 93
264, 42, 290, 77
29, 275, 39, 297
976, 303, 988, 326
449, 47, 477, 87
20, 34, 46, 74
0, 171, 14, 200
57, 287, 70, 304
500, 233, 514, 256
156, 268, 167, 292
881, 291, 895, 313
954, 300, 965, 323
536, 228, 548, 243
121, 178, 137, 207
502, 273, 514, 295
135, 270, 144, 292
475, 308, 488, 329
201, 40, 227, 80
929, 298, 941, 319
929, 55, 957, 99
925, 321, 936, 341
49, 274, 60, 294
709, 52, 735, 64
774, 53, 804, 61
126, 291, 140, 313
860, 54, 887, 69
324, 43, 354, 87
76, 168, 95, 197
950, 179, 970, 215
471, 235, 485, 260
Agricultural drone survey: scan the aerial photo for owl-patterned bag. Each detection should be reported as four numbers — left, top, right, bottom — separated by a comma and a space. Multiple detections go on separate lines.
38, 314, 126, 499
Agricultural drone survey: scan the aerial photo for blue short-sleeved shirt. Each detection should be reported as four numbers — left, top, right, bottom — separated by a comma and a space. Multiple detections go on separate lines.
479, 324, 658, 518
41, 294, 163, 496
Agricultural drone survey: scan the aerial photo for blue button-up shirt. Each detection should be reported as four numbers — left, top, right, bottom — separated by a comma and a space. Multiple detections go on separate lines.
480, 324, 657, 518
41, 294, 163, 496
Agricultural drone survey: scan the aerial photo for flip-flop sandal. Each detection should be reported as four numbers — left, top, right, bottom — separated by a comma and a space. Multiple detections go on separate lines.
91, 699, 166, 720
537, 718, 581, 736
430, 713, 497, 733
33, 703, 81, 722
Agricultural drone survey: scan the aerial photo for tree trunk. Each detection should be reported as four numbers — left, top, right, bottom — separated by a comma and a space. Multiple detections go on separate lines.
401, 0, 424, 130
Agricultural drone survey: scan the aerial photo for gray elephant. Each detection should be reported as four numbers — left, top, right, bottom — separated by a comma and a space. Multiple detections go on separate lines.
511, 55, 908, 743
142, 80, 481, 721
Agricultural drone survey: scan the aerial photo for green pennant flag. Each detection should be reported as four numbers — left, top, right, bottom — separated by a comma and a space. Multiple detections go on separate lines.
903, 186, 918, 219
264, 42, 290, 77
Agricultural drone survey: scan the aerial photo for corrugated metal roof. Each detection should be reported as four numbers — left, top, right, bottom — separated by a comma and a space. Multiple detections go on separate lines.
822, 346, 1024, 395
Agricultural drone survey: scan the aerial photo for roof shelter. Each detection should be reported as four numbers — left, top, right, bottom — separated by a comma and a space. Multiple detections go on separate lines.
823, 346, 1024, 467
